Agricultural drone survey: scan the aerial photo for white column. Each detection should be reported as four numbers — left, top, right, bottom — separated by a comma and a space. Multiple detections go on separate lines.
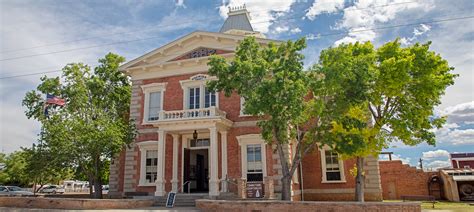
220, 131, 228, 192
209, 127, 220, 196
155, 129, 166, 196
171, 134, 179, 192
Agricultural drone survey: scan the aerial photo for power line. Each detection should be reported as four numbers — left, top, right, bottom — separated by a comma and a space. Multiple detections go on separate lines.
1, 14, 472, 80
1, 13, 472, 63
0, 0, 421, 54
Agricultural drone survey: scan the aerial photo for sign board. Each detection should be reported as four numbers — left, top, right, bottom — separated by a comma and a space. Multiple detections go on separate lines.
246, 182, 264, 198
166, 192, 176, 208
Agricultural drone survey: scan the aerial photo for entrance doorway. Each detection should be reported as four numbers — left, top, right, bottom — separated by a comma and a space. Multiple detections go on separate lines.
183, 148, 209, 193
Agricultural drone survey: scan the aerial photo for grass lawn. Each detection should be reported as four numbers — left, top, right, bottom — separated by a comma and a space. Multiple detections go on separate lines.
384, 200, 474, 212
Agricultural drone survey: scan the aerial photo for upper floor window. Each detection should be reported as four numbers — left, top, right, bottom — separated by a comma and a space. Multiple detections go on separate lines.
148, 92, 162, 121
321, 148, 346, 183
240, 97, 251, 116
141, 83, 166, 124
189, 87, 200, 109
180, 74, 218, 110
205, 87, 216, 108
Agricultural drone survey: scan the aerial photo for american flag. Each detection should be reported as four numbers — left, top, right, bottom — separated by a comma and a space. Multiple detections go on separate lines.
46, 94, 65, 106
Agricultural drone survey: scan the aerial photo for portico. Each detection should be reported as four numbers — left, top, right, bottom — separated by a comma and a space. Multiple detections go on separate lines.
149, 107, 232, 197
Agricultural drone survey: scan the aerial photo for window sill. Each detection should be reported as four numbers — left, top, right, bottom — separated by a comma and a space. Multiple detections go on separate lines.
138, 182, 156, 187
142, 120, 159, 125
239, 114, 253, 117
321, 180, 347, 184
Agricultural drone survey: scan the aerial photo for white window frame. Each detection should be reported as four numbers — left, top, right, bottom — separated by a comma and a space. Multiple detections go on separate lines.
237, 134, 267, 180
320, 146, 346, 183
141, 83, 167, 125
137, 140, 159, 186
239, 97, 252, 117
180, 74, 218, 110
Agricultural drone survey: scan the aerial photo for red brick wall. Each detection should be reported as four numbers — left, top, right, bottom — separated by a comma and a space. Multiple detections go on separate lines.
379, 160, 438, 200
452, 160, 474, 168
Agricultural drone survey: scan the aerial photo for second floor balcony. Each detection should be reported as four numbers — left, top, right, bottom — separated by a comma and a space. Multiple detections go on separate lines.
144, 106, 229, 126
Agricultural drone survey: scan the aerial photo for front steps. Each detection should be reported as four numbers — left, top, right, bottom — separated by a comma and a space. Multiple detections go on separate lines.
133, 192, 238, 207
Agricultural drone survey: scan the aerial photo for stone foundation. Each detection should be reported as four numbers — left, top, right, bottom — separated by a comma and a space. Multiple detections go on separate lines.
0, 197, 154, 209
196, 199, 421, 212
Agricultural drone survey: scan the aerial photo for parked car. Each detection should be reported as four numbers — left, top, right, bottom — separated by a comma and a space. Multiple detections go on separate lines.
39, 185, 65, 194
0, 186, 34, 196
102, 185, 109, 194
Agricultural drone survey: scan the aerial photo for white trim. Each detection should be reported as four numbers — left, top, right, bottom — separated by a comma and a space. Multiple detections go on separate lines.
239, 97, 252, 117
119, 31, 280, 71
320, 147, 346, 183
220, 131, 228, 192
141, 83, 167, 125
180, 74, 218, 110
137, 140, 159, 187
236, 134, 267, 180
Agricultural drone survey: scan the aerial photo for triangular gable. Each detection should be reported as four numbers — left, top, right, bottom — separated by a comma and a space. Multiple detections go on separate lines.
168, 47, 233, 62
119, 31, 280, 72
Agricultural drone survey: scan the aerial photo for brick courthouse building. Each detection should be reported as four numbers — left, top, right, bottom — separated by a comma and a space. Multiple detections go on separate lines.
109, 6, 382, 201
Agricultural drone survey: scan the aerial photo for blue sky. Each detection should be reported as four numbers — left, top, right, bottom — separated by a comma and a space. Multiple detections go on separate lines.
1, 0, 473, 170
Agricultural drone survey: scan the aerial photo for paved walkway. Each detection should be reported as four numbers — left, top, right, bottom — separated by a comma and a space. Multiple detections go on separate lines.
0, 207, 200, 212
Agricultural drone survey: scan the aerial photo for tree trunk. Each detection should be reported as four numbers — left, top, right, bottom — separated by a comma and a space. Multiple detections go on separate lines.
88, 176, 94, 197
93, 178, 103, 199
92, 156, 103, 199
276, 143, 292, 200
355, 156, 365, 202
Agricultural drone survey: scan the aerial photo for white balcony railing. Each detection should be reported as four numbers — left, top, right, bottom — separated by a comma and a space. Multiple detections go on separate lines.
158, 107, 226, 121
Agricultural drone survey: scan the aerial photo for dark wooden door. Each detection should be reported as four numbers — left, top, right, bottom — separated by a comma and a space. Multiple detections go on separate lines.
196, 154, 205, 191
183, 148, 190, 192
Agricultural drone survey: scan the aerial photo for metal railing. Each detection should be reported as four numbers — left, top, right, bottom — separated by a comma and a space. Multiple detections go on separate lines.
177, 181, 192, 194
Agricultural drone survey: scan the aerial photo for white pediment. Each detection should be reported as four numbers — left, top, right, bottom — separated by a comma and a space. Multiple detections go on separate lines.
120, 31, 280, 80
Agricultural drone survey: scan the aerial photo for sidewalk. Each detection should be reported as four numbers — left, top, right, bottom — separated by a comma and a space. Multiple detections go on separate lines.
0, 207, 200, 212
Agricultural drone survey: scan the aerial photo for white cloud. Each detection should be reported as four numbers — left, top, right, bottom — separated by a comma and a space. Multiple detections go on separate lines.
305, 0, 345, 20
218, 0, 297, 33
380, 153, 411, 164
274, 26, 290, 33
433, 102, 474, 145
273, 26, 301, 34
334, 27, 376, 45
0, 1, 214, 153
425, 160, 451, 170
175, 0, 186, 8
333, 0, 433, 45
290, 27, 302, 34
400, 24, 431, 45
422, 149, 450, 159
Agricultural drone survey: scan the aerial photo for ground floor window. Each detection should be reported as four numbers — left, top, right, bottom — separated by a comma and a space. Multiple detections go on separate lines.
321, 148, 346, 183
237, 134, 267, 182
145, 150, 158, 183
246, 144, 263, 182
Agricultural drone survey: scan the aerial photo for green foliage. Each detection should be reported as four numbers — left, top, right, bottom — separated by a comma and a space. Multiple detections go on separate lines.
22, 53, 136, 197
207, 37, 312, 200
208, 36, 309, 144
2, 151, 29, 186
310, 38, 457, 157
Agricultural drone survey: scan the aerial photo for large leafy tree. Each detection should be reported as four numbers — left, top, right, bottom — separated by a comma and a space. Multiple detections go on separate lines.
310, 39, 457, 201
207, 37, 314, 200
23, 53, 136, 198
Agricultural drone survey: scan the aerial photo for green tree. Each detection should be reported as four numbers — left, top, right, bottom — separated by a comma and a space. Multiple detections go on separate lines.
23, 53, 136, 198
207, 37, 315, 200
3, 151, 29, 186
310, 39, 457, 201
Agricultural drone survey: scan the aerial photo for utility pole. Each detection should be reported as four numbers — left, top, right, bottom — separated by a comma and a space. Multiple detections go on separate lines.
419, 158, 423, 170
